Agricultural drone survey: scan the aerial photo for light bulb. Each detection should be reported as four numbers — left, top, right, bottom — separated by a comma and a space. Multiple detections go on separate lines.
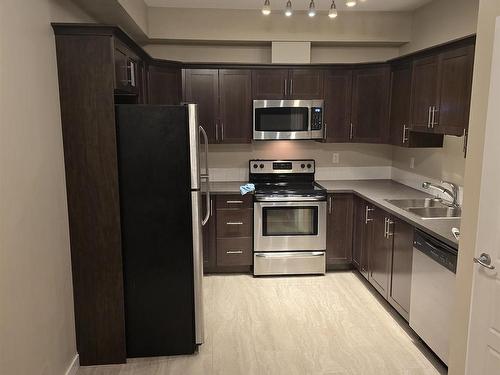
345, 0, 357, 7
262, 0, 271, 15
285, 0, 293, 16
329, 1, 338, 18
308, 0, 316, 17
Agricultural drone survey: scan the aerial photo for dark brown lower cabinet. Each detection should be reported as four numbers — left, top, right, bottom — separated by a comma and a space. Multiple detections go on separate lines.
326, 194, 354, 269
388, 218, 414, 321
352, 196, 373, 279
369, 208, 394, 299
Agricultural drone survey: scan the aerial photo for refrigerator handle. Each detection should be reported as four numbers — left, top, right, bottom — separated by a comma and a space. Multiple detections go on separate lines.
199, 126, 210, 226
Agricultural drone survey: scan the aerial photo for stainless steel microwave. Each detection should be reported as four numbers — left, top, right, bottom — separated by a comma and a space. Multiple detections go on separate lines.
253, 99, 324, 141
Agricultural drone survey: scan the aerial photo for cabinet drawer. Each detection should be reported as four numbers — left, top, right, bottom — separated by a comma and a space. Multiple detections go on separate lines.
216, 194, 253, 209
217, 238, 253, 266
216, 209, 253, 238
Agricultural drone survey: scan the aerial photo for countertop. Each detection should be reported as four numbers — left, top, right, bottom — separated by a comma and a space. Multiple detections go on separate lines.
207, 179, 460, 249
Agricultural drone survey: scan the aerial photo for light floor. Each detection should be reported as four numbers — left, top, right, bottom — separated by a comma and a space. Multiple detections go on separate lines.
78, 272, 446, 375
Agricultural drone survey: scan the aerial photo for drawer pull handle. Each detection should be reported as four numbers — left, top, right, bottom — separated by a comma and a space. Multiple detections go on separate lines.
226, 222, 243, 225
226, 250, 243, 254
227, 200, 243, 204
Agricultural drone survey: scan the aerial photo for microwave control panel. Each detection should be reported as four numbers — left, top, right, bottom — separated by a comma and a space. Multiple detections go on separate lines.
311, 107, 323, 130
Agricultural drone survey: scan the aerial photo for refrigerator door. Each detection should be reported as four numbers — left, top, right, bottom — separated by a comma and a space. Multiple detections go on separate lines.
191, 190, 205, 344
116, 104, 198, 357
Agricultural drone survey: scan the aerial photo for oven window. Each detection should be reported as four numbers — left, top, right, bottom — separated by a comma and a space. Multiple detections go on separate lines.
255, 107, 309, 132
263, 206, 318, 236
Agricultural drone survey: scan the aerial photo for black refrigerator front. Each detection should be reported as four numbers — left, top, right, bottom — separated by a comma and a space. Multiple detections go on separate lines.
116, 104, 208, 358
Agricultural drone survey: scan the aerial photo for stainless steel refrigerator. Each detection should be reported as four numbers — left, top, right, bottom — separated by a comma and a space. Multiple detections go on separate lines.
115, 104, 209, 357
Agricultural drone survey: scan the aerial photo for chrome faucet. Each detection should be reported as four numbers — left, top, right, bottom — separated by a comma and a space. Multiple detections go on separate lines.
422, 181, 460, 207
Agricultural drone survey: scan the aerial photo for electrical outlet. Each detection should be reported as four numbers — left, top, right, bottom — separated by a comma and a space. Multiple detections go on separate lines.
332, 153, 340, 164
410, 157, 415, 169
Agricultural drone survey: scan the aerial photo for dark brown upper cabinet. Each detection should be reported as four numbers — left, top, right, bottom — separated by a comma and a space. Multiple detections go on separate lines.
350, 66, 391, 143
148, 64, 182, 105
352, 196, 373, 280
323, 69, 353, 142
410, 42, 474, 136
389, 62, 444, 148
114, 40, 142, 96
184, 69, 252, 144
252, 68, 323, 99
388, 218, 414, 321
219, 69, 252, 143
369, 207, 394, 299
326, 194, 354, 269
183, 69, 219, 143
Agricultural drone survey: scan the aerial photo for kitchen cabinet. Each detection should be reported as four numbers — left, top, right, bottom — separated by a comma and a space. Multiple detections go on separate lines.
148, 63, 182, 105
410, 43, 474, 136
323, 69, 352, 142
114, 40, 143, 97
183, 69, 219, 143
184, 69, 252, 144
388, 218, 414, 321
389, 62, 444, 148
352, 196, 374, 279
326, 194, 354, 269
369, 207, 394, 299
252, 68, 323, 99
350, 66, 391, 143
219, 69, 252, 143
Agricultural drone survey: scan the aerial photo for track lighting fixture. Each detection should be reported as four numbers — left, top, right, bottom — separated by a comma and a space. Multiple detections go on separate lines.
329, 1, 338, 18
308, 0, 316, 17
285, 0, 293, 17
262, 0, 271, 15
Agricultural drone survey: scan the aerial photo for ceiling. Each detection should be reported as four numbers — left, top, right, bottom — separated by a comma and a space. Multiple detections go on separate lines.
144, 0, 433, 12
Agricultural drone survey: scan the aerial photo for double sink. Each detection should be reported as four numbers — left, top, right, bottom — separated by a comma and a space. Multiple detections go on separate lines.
385, 198, 461, 220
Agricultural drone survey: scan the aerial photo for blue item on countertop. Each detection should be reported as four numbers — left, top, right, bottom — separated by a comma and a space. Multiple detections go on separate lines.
240, 183, 255, 195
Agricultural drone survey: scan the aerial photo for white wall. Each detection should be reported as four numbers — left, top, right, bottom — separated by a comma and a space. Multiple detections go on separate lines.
0, 1, 94, 374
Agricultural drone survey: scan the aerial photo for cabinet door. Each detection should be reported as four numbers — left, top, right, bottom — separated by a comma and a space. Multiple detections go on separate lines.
252, 69, 288, 99
148, 64, 181, 105
410, 55, 440, 131
388, 218, 414, 321
323, 69, 352, 142
435, 45, 475, 136
352, 196, 372, 279
326, 194, 353, 268
351, 66, 391, 143
183, 69, 219, 143
219, 69, 252, 144
288, 69, 324, 99
389, 63, 412, 147
202, 194, 217, 273
369, 208, 393, 299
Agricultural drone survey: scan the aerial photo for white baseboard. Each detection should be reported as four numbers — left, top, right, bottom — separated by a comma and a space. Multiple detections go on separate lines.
65, 354, 79, 375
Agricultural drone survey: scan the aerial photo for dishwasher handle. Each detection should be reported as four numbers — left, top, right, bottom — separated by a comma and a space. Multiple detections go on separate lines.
413, 230, 457, 273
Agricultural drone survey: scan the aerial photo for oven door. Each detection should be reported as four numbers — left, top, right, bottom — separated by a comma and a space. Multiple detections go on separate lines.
254, 200, 327, 252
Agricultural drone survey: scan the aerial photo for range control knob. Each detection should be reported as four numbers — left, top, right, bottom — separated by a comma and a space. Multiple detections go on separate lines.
301, 164, 306, 169
260, 164, 264, 169
307, 163, 312, 169
253, 164, 258, 169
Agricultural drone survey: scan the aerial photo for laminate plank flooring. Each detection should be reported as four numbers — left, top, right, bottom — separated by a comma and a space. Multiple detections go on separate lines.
78, 271, 447, 375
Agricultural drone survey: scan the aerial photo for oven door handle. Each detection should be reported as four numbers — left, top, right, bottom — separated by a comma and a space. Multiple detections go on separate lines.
255, 196, 327, 202
255, 252, 325, 258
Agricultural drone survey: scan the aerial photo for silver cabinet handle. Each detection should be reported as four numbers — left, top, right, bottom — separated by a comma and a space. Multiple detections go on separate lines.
427, 106, 432, 128
221, 122, 224, 141
226, 222, 243, 225
365, 206, 374, 224
402, 125, 409, 144
328, 196, 333, 215
210, 198, 213, 217
226, 250, 243, 254
227, 200, 243, 204
349, 123, 354, 140
290, 79, 293, 96
284, 79, 287, 96
432, 106, 439, 127
323, 122, 328, 140
384, 217, 388, 238
386, 219, 394, 238
122, 61, 136, 87
215, 123, 219, 142
473, 253, 495, 270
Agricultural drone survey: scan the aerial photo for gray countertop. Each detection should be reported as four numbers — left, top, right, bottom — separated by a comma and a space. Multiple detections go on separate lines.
207, 179, 460, 249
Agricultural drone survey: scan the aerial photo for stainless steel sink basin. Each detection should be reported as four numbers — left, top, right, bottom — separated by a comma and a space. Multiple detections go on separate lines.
407, 207, 462, 220
385, 198, 461, 220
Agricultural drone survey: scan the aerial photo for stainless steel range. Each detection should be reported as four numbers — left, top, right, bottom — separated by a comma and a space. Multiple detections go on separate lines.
250, 160, 327, 276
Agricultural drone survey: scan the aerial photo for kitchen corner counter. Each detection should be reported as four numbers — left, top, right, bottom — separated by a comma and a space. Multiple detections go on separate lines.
207, 181, 245, 194
317, 180, 460, 249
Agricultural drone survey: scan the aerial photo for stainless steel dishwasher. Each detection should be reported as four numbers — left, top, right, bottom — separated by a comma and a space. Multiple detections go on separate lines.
410, 230, 457, 366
